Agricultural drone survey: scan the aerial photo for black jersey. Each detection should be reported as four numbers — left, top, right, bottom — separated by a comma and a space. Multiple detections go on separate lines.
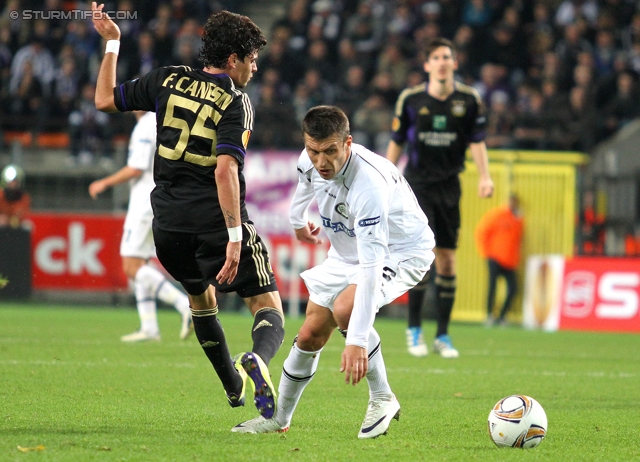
391, 81, 487, 186
113, 65, 253, 233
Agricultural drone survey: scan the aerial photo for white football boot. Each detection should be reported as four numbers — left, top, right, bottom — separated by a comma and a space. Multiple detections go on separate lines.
406, 327, 428, 357
120, 330, 160, 342
231, 415, 289, 434
358, 394, 401, 439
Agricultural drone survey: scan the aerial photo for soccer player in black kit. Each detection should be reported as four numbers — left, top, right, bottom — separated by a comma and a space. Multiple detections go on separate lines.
91, 3, 285, 418
386, 37, 494, 359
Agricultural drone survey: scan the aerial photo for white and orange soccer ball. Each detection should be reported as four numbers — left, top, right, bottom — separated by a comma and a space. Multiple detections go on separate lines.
487, 395, 547, 448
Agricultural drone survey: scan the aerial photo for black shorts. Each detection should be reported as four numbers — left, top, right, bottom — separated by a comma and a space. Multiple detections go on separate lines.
153, 221, 278, 298
411, 175, 461, 249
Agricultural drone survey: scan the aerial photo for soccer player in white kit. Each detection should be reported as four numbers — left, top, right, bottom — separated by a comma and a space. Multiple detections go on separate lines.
232, 106, 435, 438
89, 111, 192, 342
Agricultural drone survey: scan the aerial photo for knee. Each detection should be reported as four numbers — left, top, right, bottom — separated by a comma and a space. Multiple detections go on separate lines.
296, 325, 330, 351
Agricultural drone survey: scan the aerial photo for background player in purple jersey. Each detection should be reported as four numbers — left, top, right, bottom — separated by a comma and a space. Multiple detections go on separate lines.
386, 37, 494, 359
91, 2, 285, 420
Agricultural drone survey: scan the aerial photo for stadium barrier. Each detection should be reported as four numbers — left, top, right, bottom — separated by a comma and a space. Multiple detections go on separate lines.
454, 150, 588, 322
523, 255, 640, 333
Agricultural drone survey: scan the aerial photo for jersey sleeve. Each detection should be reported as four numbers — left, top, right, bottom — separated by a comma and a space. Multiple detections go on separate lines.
215, 92, 252, 165
390, 87, 412, 145
114, 67, 168, 112
289, 151, 315, 229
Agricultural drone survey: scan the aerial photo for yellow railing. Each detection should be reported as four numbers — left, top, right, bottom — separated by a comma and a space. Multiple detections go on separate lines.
454, 150, 588, 322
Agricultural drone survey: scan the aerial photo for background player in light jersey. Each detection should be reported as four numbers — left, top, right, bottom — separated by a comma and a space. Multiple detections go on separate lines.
232, 106, 435, 438
89, 111, 192, 342
91, 4, 285, 419
386, 37, 494, 359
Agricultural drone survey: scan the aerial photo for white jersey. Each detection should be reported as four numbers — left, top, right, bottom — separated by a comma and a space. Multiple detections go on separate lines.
126, 111, 156, 217
290, 143, 435, 347
120, 112, 157, 258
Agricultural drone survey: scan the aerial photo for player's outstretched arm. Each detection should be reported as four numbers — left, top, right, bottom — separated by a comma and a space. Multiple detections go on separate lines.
91, 2, 120, 112
88, 166, 142, 199
470, 141, 494, 198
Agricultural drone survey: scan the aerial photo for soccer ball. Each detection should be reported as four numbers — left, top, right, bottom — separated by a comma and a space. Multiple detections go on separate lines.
487, 395, 547, 448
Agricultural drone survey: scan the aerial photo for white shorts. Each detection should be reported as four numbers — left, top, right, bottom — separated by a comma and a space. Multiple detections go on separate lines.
120, 210, 155, 259
301, 250, 434, 311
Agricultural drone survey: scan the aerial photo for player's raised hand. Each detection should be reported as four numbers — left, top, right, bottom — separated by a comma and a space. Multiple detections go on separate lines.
91, 2, 121, 40
294, 222, 323, 245
216, 241, 241, 285
479, 177, 494, 198
340, 344, 368, 386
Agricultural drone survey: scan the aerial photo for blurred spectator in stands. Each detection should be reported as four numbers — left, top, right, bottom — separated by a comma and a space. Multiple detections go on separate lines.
9, 37, 55, 99
8, 60, 45, 131
272, 0, 310, 56
343, 0, 383, 64
151, 18, 176, 67
437, 0, 463, 39
68, 83, 112, 166
305, 39, 333, 82
301, 68, 334, 106
387, 3, 415, 39
555, 23, 593, 87
52, 58, 80, 117
369, 71, 399, 108
555, 0, 599, 28
127, 31, 157, 79
511, 88, 554, 150
485, 22, 527, 83
335, 64, 368, 118
63, 20, 98, 76
572, 62, 598, 110
600, 70, 640, 139
473, 63, 511, 107
376, 44, 410, 92
255, 40, 303, 91
308, 0, 342, 56
596, 51, 630, 108
484, 90, 514, 149
461, 0, 493, 30
1, 0, 27, 53
0, 28, 12, 103
557, 86, 598, 151
621, 11, 640, 52
253, 68, 292, 105
173, 39, 199, 69
351, 92, 393, 154
336, 37, 373, 82
452, 24, 478, 80
475, 194, 523, 327
148, 3, 180, 36
173, 18, 201, 63
252, 83, 298, 149
526, 1, 554, 37
0, 164, 30, 229
43, 0, 70, 54
592, 29, 617, 78
526, 29, 555, 82
116, 0, 142, 64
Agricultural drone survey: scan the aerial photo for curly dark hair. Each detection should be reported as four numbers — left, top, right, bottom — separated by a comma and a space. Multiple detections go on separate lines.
302, 106, 350, 141
199, 11, 267, 69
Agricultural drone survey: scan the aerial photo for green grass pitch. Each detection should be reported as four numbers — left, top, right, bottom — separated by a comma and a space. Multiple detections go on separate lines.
1, 302, 639, 461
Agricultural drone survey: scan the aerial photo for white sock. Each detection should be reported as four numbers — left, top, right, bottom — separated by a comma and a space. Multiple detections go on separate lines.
366, 327, 393, 401
133, 276, 159, 335
136, 265, 190, 316
276, 341, 322, 426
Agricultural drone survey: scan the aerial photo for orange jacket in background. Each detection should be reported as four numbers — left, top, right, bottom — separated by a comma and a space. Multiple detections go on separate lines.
475, 205, 524, 270
0, 189, 31, 226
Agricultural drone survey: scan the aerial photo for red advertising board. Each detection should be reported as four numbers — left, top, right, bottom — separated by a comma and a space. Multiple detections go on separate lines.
559, 257, 640, 332
29, 213, 128, 290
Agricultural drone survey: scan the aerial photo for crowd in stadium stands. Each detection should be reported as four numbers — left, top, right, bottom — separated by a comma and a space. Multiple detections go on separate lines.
2, 0, 640, 160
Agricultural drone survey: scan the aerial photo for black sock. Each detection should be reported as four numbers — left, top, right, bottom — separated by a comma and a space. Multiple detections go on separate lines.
251, 308, 285, 366
435, 275, 456, 337
191, 307, 241, 394
408, 272, 428, 329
